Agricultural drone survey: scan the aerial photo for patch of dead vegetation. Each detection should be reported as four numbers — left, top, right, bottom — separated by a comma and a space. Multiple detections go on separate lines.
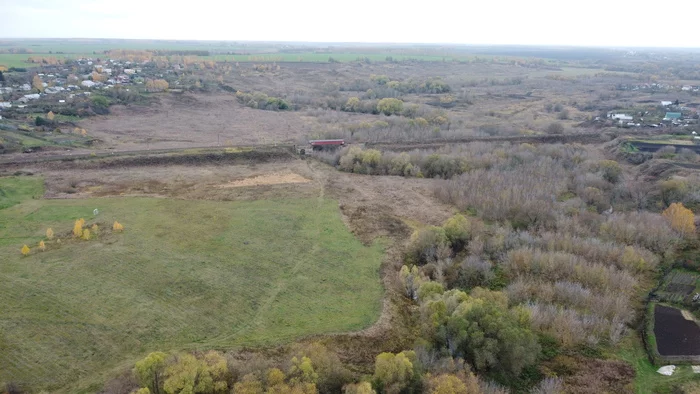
551, 356, 635, 394
216, 171, 310, 188
41, 160, 318, 201
81, 93, 312, 151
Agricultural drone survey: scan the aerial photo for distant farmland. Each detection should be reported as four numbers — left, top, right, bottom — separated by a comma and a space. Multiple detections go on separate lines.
0, 176, 384, 392
0, 38, 511, 69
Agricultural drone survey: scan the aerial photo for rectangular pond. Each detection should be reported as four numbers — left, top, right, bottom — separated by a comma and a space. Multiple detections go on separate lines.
654, 304, 700, 356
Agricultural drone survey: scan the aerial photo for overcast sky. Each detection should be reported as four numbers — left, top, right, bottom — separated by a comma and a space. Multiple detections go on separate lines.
2, 0, 699, 47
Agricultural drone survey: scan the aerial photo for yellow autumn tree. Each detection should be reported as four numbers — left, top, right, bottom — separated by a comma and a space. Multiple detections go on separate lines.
82, 229, 91, 240
38, 240, 46, 251
113, 221, 124, 232
145, 79, 169, 92
73, 218, 85, 237
46, 227, 54, 240
425, 373, 481, 394
662, 202, 696, 236
91, 71, 105, 82
32, 74, 44, 92
47, 111, 55, 121
91, 224, 99, 233
343, 382, 376, 394
21, 245, 30, 256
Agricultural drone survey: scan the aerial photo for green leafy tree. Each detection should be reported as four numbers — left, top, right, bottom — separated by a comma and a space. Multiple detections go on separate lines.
399, 265, 424, 300
425, 373, 481, 394
288, 356, 318, 385
343, 382, 376, 394
91, 95, 110, 114
344, 97, 361, 112
377, 98, 404, 116
417, 281, 445, 302
419, 287, 539, 377
407, 226, 450, 265
266, 368, 286, 387
372, 351, 419, 393
232, 374, 264, 394
451, 300, 537, 376
360, 149, 382, 170
134, 352, 168, 394
660, 178, 689, 206
443, 214, 471, 252
598, 160, 622, 184
292, 343, 352, 393
163, 352, 228, 394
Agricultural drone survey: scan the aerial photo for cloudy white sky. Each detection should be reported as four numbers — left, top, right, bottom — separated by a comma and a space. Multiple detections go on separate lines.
1, 0, 699, 47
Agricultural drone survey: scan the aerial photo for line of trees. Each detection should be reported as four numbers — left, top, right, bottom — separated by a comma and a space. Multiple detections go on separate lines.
235, 91, 290, 111
125, 343, 511, 394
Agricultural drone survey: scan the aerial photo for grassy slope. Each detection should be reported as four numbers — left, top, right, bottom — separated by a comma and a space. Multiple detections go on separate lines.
0, 176, 384, 392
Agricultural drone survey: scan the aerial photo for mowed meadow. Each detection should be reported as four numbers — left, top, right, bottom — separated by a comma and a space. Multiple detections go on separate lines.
0, 176, 384, 392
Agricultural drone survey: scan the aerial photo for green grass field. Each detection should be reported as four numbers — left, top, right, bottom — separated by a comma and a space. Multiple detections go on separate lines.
0, 52, 476, 69
0, 176, 384, 392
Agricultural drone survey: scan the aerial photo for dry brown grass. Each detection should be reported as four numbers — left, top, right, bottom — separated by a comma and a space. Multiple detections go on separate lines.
81, 93, 311, 150
216, 171, 310, 188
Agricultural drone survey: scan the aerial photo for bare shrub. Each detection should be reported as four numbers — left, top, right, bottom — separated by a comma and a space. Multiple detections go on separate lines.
526, 302, 625, 347
479, 380, 510, 394
508, 232, 660, 273
600, 211, 678, 253
679, 148, 698, 162
438, 158, 567, 228
502, 248, 637, 293
531, 377, 564, 394
406, 226, 450, 265
654, 145, 676, 159
453, 255, 495, 289
506, 279, 633, 322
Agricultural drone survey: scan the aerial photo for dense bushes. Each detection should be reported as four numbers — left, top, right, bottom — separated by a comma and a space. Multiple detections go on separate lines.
339, 148, 421, 176
337, 148, 467, 178
343, 75, 451, 95
124, 343, 513, 394
418, 286, 540, 377
126, 343, 355, 394
236, 90, 290, 111
439, 158, 566, 228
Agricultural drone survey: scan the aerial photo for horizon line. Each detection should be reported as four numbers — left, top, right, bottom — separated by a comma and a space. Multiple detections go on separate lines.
1, 37, 700, 51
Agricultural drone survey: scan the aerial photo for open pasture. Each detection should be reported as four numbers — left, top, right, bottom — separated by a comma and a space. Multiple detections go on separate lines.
0, 175, 384, 392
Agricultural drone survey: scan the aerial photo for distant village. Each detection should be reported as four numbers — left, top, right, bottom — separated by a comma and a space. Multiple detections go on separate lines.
602, 99, 699, 131
0, 56, 180, 121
